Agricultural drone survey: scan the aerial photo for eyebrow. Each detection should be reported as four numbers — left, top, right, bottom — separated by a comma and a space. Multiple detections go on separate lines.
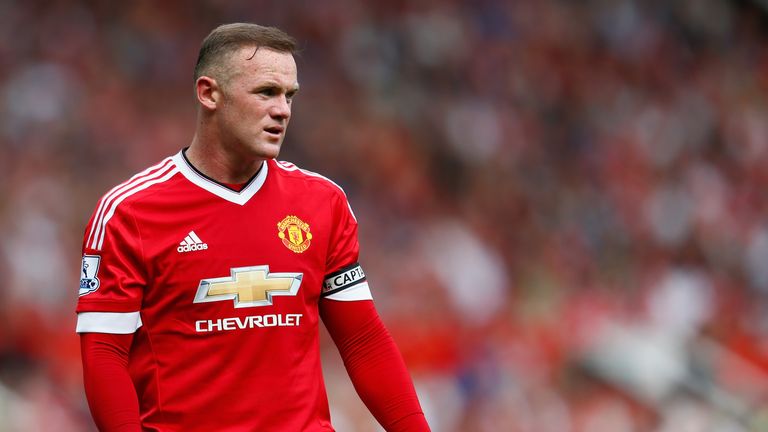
252, 82, 300, 93
259, 81, 299, 89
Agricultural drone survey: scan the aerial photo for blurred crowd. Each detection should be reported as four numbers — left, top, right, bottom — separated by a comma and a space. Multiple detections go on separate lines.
1, 0, 768, 430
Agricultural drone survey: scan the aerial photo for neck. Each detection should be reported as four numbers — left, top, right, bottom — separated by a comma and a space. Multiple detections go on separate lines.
186, 134, 265, 184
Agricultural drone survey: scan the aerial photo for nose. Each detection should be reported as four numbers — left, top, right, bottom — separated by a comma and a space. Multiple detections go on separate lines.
269, 95, 291, 121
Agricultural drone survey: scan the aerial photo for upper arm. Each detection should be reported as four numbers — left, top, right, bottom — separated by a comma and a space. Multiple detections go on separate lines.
321, 190, 372, 303
76, 200, 146, 334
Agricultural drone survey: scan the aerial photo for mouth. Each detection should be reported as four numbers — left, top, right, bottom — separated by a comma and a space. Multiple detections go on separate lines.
264, 125, 284, 137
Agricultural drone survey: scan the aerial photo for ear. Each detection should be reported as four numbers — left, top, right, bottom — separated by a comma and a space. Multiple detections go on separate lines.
195, 76, 220, 110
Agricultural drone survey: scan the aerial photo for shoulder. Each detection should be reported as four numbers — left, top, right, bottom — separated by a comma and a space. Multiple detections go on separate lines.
85, 156, 180, 250
269, 159, 349, 200
269, 160, 358, 222
95, 156, 181, 208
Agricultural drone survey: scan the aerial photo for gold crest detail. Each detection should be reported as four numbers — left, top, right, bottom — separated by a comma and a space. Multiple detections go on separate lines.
277, 215, 313, 253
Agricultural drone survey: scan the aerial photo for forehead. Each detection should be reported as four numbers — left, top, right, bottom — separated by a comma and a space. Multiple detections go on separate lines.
227, 46, 297, 86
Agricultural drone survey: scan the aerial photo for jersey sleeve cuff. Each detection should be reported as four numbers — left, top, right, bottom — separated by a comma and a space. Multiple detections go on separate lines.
76, 311, 143, 334
323, 282, 373, 301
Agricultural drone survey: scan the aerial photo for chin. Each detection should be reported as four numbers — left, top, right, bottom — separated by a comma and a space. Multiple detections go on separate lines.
251, 142, 282, 160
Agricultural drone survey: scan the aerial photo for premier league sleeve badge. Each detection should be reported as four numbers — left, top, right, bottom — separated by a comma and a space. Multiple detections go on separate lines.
79, 255, 101, 296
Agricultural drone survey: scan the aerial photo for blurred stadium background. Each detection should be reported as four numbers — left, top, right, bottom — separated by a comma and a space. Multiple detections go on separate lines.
2, 0, 768, 430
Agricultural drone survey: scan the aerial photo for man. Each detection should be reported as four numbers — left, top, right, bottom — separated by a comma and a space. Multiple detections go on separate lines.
77, 23, 430, 431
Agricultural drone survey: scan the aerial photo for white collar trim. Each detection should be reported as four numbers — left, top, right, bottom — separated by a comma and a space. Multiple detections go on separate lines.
172, 151, 268, 205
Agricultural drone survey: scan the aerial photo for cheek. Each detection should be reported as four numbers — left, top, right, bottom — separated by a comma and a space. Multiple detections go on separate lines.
243, 102, 270, 121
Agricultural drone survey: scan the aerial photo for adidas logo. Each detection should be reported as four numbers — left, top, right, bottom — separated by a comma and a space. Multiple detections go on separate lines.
177, 231, 209, 253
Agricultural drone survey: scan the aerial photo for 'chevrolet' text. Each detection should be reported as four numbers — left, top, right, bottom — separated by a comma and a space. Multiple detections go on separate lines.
196, 314, 303, 333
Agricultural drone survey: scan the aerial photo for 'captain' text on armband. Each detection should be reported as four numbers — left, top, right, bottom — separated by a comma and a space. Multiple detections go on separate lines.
195, 314, 303, 333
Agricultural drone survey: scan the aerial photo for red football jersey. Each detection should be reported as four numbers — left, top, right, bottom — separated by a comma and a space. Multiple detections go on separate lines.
76, 150, 372, 431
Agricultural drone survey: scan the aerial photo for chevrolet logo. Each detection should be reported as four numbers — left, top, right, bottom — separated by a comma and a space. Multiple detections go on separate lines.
193, 266, 303, 308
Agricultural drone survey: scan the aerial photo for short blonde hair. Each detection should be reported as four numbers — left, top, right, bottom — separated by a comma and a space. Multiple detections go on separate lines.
194, 23, 297, 84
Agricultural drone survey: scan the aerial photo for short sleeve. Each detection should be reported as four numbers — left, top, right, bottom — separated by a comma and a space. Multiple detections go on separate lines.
76, 200, 146, 333
321, 191, 372, 301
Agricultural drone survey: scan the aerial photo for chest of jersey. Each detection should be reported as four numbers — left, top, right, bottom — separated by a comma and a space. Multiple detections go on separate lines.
132, 179, 331, 336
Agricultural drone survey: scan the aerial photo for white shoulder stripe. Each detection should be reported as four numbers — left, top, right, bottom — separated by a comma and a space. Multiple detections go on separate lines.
89, 161, 177, 250
93, 166, 179, 250
274, 161, 357, 221
275, 160, 347, 193
86, 157, 174, 248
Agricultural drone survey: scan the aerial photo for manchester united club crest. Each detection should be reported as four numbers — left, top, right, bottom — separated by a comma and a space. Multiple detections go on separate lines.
277, 215, 313, 253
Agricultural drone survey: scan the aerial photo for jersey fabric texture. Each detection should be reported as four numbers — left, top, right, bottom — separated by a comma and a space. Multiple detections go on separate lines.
76, 150, 372, 431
